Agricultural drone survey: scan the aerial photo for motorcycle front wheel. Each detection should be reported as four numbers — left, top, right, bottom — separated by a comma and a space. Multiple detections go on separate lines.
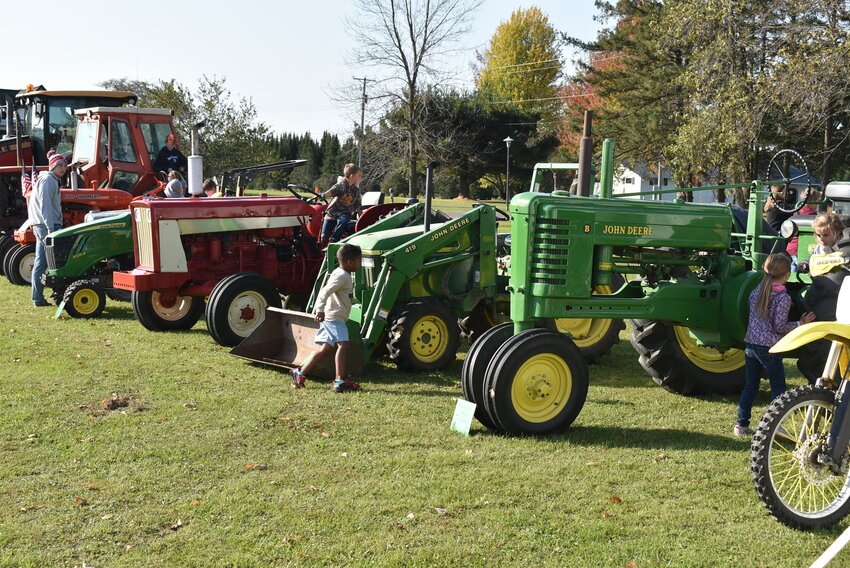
751, 385, 850, 529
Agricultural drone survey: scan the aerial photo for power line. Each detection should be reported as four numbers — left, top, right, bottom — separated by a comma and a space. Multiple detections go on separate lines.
487, 58, 561, 70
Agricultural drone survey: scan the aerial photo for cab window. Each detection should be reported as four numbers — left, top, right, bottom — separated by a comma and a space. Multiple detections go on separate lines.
110, 120, 137, 163
72, 121, 99, 164
49, 106, 76, 154
140, 122, 175, 164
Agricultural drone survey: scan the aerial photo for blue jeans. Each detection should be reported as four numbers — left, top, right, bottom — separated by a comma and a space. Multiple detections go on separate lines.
321, 213, 351, 243
737, 343, 787, 427
31, 224, 60, 303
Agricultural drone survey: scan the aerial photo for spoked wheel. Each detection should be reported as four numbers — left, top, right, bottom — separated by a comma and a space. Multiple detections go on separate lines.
751, 385, 850, 529
630, 320, 745, 395
766, 148, 813, 215
206, 273, 282, 347
132, 290, 205, 331
461, 323, 514, 431
5, 243, 36, 285
63, 280, 106, 318
483, 329, 589, 435
0, 234, 15, 276
388, 301, 461, 371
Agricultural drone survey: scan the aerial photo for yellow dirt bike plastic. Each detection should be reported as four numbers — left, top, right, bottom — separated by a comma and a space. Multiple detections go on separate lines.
808, 252, 847, 276
770, 322, 850, 353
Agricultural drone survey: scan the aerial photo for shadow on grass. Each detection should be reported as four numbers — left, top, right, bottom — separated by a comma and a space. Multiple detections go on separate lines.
566, 425, 742, 451
475, 425, 744, 451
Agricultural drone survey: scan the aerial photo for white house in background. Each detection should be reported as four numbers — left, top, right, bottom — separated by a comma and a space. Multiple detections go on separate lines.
611, 163, 723, 204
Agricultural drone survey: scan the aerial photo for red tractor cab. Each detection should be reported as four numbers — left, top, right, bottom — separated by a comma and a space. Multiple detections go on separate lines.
71, 106, 176, 195
2, 105, 177, 285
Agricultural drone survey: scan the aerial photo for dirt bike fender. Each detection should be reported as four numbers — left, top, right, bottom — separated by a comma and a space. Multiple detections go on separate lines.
770, 322, 850, 353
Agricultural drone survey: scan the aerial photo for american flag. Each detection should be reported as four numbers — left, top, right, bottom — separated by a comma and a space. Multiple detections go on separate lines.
21, 165, 31, 196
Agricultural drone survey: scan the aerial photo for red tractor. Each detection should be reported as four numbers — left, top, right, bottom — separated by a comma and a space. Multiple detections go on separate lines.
2, 104, 178, 285
113, 181, 404, 346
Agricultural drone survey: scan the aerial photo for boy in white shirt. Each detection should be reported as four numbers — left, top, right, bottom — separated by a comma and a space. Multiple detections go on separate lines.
290, 243, 362, 392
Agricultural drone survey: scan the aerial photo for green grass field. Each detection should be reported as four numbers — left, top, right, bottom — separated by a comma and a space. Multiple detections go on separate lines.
0, 281, 845, 567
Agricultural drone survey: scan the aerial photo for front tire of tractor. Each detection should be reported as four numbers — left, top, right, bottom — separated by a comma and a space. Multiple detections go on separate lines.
462, 323, 514, 431
5, 243, 36, 285
388, 301, 461, 371
206, 273, 282, 347
132, 290, 204, 331
482, 329, 589, 435
63, 280, 106, 319
0, 234, 16, 276
629, 319, 745, 395
751, 385, 850, 529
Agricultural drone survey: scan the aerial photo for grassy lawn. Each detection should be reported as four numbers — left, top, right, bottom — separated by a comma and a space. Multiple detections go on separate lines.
0, 281, 845, 567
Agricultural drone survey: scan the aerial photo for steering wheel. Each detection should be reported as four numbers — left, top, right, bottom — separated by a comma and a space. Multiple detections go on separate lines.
766, 149, 813, 215
287, 184, 326, 204
494, 207, 511, 221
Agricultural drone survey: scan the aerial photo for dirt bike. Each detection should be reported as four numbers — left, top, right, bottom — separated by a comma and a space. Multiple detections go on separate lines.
751, 251, 850, 529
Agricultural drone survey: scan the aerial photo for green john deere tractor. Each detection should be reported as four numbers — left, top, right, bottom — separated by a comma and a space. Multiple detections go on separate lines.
43, 211, 134, 318
461, 141, 829, 435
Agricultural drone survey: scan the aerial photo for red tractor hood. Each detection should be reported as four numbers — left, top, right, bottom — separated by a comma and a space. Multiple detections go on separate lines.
131, 196, 318, 220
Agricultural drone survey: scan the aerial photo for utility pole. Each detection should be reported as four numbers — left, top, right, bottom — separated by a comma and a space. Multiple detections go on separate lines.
352, 76, 373, 167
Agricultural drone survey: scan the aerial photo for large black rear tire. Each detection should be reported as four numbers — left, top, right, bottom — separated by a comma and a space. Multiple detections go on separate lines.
206, 273, 282, 347
5, 243, 36, 286
751, 385, 850, 529
483, 329, 589, 435
0, 234, 15, 276
462, 323, 513, 431
629, 319, 745, 395
388, 301, 461, 371
132, 290, 204, 331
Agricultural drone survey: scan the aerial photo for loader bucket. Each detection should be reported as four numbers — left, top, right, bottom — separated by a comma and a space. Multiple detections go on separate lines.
230, 307, 364, 380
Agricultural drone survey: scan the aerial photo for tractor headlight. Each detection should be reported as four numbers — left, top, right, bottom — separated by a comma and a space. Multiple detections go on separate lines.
780, 219, 798, 239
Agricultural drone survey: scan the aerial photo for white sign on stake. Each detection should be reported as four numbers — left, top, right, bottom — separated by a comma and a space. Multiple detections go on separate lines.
450, 399, 477, 436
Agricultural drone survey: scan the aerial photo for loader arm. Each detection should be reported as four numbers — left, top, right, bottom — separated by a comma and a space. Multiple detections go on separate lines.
356, 206, 497, 354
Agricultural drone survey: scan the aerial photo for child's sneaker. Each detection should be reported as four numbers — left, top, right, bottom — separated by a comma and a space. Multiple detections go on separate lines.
290, 368, 306, 389
333, 379, 360, 393
733, 424, 754, 437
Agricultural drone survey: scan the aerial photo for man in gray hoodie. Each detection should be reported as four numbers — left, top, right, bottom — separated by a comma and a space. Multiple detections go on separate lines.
29, 152, 66, 306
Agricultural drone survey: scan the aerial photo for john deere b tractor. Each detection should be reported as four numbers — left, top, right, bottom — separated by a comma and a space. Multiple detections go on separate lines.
461, 143, 822, 435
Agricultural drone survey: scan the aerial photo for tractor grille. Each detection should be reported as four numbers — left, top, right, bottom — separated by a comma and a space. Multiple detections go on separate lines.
530, 217, 571, 287
135, 208, 155, 268
45, 235, 74, 270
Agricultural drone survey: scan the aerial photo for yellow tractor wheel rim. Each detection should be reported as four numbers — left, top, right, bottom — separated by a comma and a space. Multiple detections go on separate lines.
72, 288, 100, 315
673, 325, 745, 373
553, 318, 614, 348
553, 284, 616, 348
511, 353, 572, 423
410, 315, 450, 363
768, 399, 844, 515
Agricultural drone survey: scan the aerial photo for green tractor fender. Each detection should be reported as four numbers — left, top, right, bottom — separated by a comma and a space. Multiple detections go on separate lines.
46, 211, 133, 278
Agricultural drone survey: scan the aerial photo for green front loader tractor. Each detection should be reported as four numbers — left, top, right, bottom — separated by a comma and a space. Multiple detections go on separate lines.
43, 211, 134, 318
461, 142, 826, 435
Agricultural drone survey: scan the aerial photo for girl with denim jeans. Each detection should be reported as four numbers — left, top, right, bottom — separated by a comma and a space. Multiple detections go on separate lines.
735, 254, 816, 436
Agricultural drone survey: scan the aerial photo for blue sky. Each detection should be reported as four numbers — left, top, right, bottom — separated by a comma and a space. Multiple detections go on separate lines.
7, 1, 601, 137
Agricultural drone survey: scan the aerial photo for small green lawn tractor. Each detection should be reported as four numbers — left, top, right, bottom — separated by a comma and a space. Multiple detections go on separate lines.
43, 210, 134, 318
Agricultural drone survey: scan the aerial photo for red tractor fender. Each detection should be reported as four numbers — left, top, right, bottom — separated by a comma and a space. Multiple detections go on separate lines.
355, 203, 407, 232
306, 204, 327, 238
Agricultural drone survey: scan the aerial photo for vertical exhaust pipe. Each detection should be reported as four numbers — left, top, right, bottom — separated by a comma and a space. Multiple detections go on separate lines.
424, 162, 436, 232
576, 111, 593, 197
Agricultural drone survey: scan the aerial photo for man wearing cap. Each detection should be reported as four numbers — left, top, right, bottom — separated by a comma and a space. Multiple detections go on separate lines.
153, 134, 187, 175
29, 152, 66, 307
